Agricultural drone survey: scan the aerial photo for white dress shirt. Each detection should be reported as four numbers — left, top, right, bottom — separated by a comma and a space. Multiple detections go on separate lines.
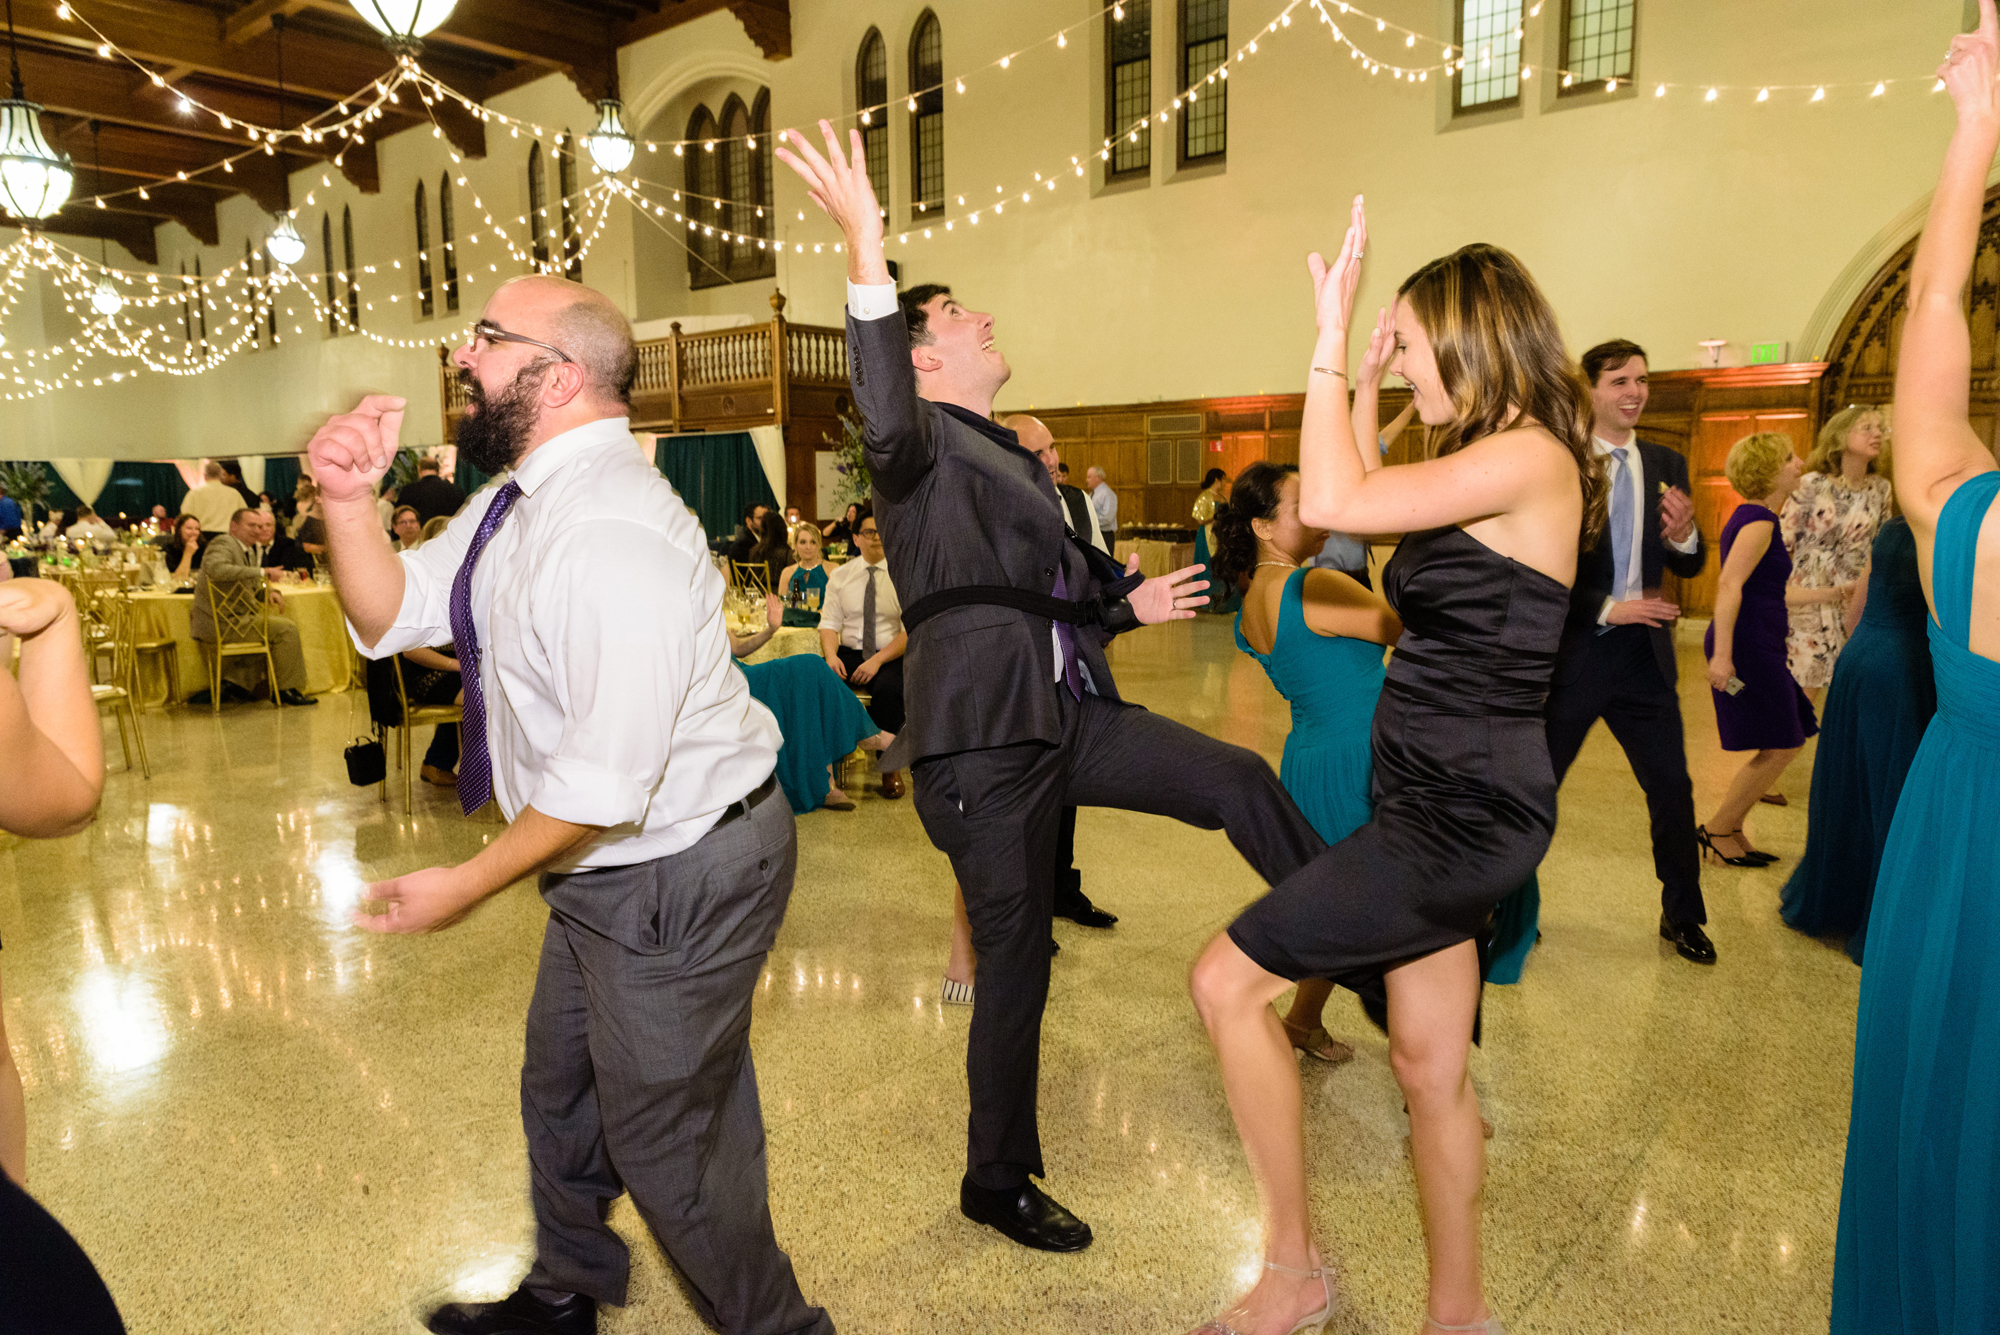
821, 555, 902, 652
1089, 482, 1118, 533
356, 416, 780, 871
1595, 434, 1700, 624
185, 480, 246, 533
65, 517, 116, 542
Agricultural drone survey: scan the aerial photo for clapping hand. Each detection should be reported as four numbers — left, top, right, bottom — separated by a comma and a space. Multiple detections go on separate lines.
307, 394, 406, 504
1658, 486, 1696, 543
1128, 557, 1210, 624
1942, 0, 2000, 128
1354, 304, 1396, 391
1306, 195, 1367, 336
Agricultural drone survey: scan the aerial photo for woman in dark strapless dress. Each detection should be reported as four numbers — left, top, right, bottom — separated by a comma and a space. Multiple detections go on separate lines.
1185, 207, 1603, 1335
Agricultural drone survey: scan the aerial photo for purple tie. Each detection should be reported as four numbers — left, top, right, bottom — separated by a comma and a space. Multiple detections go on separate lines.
449, 480, 523, 814
1052, 562, 1081, 701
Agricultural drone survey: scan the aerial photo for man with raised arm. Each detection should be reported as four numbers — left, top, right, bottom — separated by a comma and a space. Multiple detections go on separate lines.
776, 122, 1322, 1253
308, 275, 831, 1335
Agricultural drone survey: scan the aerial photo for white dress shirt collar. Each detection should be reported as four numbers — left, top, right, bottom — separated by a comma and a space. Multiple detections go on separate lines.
508, 415, 635, 498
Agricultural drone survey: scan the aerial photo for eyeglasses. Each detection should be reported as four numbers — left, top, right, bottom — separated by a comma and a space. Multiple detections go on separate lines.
469, 319, 574, 364
858, 526, 880, 538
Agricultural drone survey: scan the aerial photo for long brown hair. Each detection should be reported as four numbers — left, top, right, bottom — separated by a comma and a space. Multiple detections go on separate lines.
1398, 243, 1608, 548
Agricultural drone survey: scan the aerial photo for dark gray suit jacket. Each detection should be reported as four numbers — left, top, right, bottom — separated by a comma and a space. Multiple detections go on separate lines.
848, 310, 1142, 768
1555, 439, 1707, 688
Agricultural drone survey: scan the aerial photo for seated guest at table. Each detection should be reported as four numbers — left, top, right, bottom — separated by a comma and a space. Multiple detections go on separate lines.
783, 505, 803, 533
291, 480, 327, 556
252, 511, 313, 575
0, 483, 20, 539
158, 514, 208, 583
395, 455, 466, 525
819, 510, 906, 798
749, 510, 793, 590
731, 598, 892, 812
185, 461, 243, 534
725, 501, 773, 564
402, 643, 462, 787
821, 502, 861, 547
187, 508, 316, 708
391, 505, 424, 552
63, 506, 114, 544
778, 523, 831, 627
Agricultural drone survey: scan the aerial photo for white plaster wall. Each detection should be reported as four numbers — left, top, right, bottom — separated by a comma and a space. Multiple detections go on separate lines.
0, 0, 1972, 457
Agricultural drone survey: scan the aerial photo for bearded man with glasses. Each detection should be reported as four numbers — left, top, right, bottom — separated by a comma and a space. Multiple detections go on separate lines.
308, 277, 833, 1335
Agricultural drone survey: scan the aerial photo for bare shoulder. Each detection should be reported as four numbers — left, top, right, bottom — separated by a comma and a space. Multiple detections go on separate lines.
1460, 423, 1577, 484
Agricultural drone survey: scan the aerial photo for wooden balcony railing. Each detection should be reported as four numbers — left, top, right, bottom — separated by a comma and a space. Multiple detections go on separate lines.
441, 289, 849, 441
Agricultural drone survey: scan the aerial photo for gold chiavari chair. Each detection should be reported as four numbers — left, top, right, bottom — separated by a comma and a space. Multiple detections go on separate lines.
68, 572, 126, 684
202, 572, 280, 713
384, 655, 462, 813
732, 560, 773, 599
90, 594, 150, 778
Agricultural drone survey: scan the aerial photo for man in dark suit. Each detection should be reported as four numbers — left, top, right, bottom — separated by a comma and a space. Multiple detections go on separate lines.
778, 123, 1322, 1255
1546, 339, 1714, 964
394, 456, 467, 525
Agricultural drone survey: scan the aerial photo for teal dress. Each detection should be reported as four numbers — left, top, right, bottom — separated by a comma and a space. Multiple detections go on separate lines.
1834, 471, 2000, 1332
1235, 568, 1541, 987
781, 563, 829, 628
737, 654, 881, 814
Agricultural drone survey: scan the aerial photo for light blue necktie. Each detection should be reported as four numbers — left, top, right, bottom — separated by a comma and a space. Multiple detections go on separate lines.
1608, 446, 1634, 601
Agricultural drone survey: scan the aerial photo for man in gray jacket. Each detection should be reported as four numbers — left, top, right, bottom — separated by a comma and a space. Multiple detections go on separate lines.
779, 123, 1322, 1255
189, 508, 315, 706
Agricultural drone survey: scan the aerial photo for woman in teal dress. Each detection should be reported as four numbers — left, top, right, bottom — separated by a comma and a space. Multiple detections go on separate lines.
1835, 19, 2000, 1327
776, 523, 832, 628
731, 603, 890, 813
1779, 517, 1934, 964
1217, 463, 1396, 1061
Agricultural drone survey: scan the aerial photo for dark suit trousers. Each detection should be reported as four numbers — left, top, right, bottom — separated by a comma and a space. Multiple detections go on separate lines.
521, 789, 832, 1334
835, 646, 905, 736
1546, 625, 1707, 925
912, 690, 1323, 1189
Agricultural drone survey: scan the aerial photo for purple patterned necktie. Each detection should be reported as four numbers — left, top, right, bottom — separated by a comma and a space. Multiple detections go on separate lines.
1052, 562, 1081, 701
449, 480, 523, 814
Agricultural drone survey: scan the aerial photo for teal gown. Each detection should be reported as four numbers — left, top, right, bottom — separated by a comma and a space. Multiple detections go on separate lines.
1235, 569, 1540, 990
737, 653, 881, 815
1833, 471, 2000, 1332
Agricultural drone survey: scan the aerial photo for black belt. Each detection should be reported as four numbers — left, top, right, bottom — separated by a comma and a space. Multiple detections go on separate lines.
899, 530, 1144, 633
712, 773, 779, 832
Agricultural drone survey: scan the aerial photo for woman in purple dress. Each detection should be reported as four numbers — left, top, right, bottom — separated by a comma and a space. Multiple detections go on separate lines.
1701, 433, 1816, 866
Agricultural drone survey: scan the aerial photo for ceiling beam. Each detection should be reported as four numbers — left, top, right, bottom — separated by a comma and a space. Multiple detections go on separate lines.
621, 0, 789, 61
18, 209, 162, 266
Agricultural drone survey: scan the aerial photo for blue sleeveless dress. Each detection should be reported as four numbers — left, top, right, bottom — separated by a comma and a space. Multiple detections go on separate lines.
1833, 470, 2000, 1332
1234, 568, 1384, 847
737, 654, 881, 815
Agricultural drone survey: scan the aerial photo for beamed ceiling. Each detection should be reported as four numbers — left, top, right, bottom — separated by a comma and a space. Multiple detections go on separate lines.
12, 0, 789, 263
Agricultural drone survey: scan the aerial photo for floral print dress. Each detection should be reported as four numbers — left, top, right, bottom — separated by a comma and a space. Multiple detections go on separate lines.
1781, 472, 1892, 688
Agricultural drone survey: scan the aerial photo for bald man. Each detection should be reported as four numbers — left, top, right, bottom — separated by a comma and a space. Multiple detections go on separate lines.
312, 276, 831, 1335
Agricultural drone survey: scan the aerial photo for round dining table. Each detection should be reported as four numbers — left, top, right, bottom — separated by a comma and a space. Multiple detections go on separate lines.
127, 584, 356, 705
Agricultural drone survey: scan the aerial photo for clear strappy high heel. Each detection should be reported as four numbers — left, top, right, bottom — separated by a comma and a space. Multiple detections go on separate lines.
1424, 1315, 1505, 1334
1194, 1258, 1334, 1335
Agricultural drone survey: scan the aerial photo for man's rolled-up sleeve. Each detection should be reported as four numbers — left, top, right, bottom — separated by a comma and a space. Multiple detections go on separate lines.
522, 523, 697, 829
350, 499, 478, 658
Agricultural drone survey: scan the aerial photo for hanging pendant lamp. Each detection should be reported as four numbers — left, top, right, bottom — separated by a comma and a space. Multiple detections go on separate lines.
265, 14, 305, 266
0, 0, 73, 220
349, 0, 458, 54
85, 121, 120, 315
584, 98, 634, 173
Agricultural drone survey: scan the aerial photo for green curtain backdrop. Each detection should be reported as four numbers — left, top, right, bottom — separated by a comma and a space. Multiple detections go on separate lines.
34, 466, 81, 515
263, 456, 301, 506
100, 462, 189, 519
654, 433, 776, 542
454, 453, 493, 495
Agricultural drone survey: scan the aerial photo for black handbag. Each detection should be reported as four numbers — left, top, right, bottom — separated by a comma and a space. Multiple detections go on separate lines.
344, 735, 386, 786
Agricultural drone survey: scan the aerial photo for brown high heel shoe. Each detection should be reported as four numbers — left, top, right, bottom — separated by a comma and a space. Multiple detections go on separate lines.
1279, 1014, 1356, 1065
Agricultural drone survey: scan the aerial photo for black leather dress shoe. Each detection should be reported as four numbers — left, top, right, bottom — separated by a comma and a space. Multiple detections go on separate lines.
960, 1176, 1093, 1252
1660, 915, 1718, 965
1053, 887, 1118, 929
278, 688, 318, 707
426, 1285, 596, 1335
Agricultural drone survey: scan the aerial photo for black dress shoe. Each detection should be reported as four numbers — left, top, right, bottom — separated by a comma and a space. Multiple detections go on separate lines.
427, 1285, 596, 1335
960, 1176, 1093, 1252
1660, 915, 1718, 965
278, 688, 318, 707
1053, 887, 1118, 929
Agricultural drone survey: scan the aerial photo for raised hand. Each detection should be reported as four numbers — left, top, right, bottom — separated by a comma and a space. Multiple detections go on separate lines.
1306, 195, 1367, 336
774, 120, 889, 283
1943, 0, 2000, 127
1128, 557, 1211, 624
1353, 304, 1396, 390
1658, 486, 1696, 543
307, 394, 406, 505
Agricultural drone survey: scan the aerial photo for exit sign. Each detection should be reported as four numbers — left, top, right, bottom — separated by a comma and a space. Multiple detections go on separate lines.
1750, 341, 1788, 365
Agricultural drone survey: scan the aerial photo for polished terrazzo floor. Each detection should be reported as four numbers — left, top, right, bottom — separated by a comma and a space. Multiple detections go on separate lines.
1, 615, 1856, 1334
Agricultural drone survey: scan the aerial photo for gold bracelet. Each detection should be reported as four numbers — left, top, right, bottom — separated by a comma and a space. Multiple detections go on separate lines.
1311, 366, 1347, 379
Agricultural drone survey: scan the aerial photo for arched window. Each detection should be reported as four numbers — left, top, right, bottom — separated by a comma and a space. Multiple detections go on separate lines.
685, 104, 723, 289
263, 248, 276, 341
528, 143, 549, 269
721, 95, 751, 280
180, 261, 193, 344
908, 12, 943, 218
193, 257, 207, 346
415, 179, 435, 318
342, 206, 359, 329
321, 214, 337, 334
1106, 1, 1152, 179
856, 29, 888, 206
750, 89, 776, 279
439, 172, 459, 313
557, 130, 580, 281
246, 239, 260, 347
